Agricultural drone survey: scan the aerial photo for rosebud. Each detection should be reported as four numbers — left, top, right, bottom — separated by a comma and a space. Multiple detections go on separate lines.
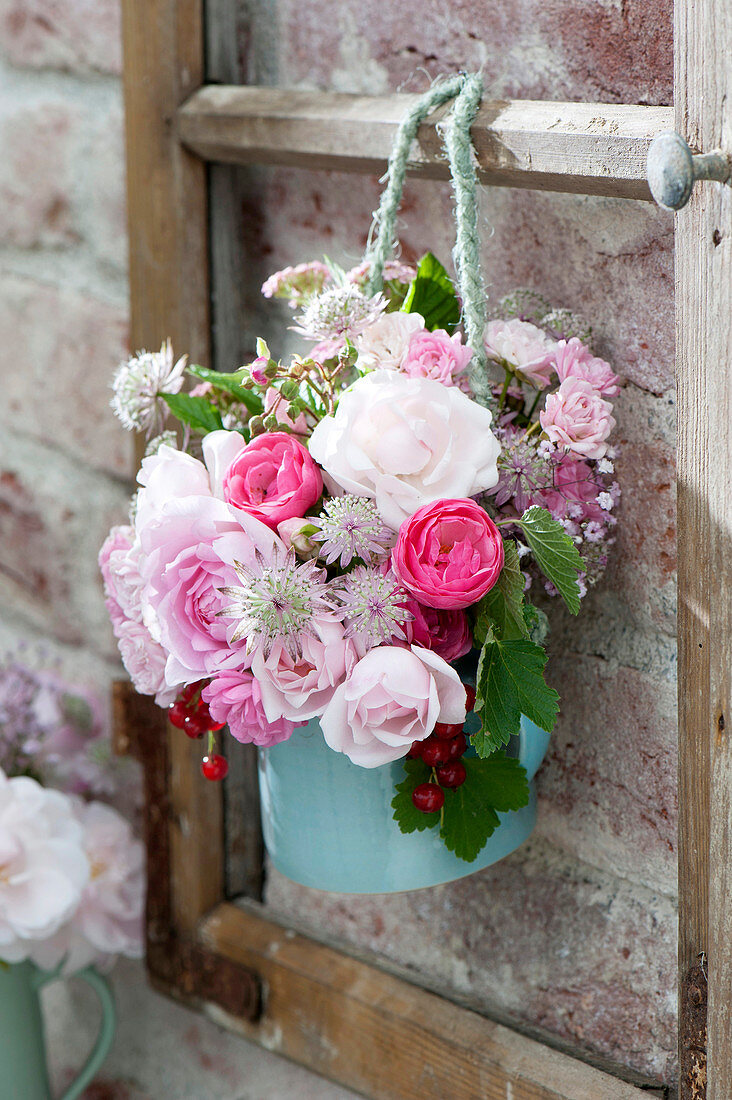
249, 415, 265, 437
276, 517, 321, 560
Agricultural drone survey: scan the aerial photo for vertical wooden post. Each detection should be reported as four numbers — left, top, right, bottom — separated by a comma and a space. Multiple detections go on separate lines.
121, 0, 225, 935
676, 0, 732, 1095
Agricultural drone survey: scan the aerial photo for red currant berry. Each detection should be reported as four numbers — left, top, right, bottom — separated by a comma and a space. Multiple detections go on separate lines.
168, 700, 191, 729
463, 684, 476, 712
444, 733, 467, 761
201, 754, 229, 781
180, 681, 204, 705
193, 700, 225, 732
412, 783, 445, 813
183, 712, 209, 739
407, 740, 424, 759
433, 722, 464, 741
420, 737, 452, 767
436, 760, 467, 789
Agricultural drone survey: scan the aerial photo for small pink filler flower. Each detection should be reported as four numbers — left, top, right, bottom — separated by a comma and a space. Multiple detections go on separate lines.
392, 498, 505, 610
223, 432, 323, 530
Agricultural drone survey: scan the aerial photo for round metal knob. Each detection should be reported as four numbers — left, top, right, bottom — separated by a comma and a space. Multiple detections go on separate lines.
647, 131, 731, 211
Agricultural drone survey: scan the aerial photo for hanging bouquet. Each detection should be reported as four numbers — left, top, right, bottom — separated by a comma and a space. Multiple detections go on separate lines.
101, 250, 620, 863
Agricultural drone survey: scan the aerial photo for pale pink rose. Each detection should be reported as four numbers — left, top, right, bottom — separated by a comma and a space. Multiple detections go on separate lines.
99, 525, 145, 626
553, 338, 621, 395
321, 645, 466, 768
0, 772, 89, 963
139, 495, 282, 686
401, 328, 472, 387
223, 432, 323, 530
134, 435, 247, 530
392, 498, 504, 610
38, 801, 145, 974
115, 619, 178, 707
309, 371, 501, 530
484, 319, 557, 388
534, 455, 607, 523
264, 387, 309, 434
540, 378, 616, 459
402, 598, 473, 662
251, 616, 357, 723
202, 670, 296, 747
355, 311, 425, 371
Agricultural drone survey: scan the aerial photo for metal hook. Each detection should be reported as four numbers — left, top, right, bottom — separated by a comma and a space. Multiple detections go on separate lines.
647, 130, 731, 211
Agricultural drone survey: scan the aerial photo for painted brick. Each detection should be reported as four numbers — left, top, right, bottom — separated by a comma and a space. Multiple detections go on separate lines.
266, 839, 677, 1084
0, 0, 122, 75
0, 273, 132, 478
0, 98, 81, 249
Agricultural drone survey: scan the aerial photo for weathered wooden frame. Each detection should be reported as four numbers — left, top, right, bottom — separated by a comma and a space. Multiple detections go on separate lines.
119, 2, 730, 1097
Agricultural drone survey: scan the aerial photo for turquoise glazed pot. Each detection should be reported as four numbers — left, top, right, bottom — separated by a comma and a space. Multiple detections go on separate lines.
0, 960, 116, 1100
259, 715, 551, 893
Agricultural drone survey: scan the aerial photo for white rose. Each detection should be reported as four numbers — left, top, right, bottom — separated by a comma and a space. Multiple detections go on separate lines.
355, 311, 425, 371
309, 371, 501, 529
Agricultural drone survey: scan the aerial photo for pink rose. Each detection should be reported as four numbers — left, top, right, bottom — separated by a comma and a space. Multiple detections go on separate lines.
135, 434, 247, 529
392, 498, 505, 610
540, 378, 616, 459
402, 598, 473, 662
139, 495, 282, 685
553, 338, 621, 395
251, 616, 356, 722
321, 645, 466, 768
223, 432, 323, 530
99, 525, 136, 629
202, 671, 296, 748
535, 455, 607, 523
116, 619, 177, 707
484, 319, 557, 388
401, 329, 473, 387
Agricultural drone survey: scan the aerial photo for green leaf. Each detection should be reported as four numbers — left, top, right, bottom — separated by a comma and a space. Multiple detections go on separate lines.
161, 392, 224, 434
473, 541, 528, 644
439, 755, 529, 862
522, 601, 549, 646
391, 758, 438, 833
186, 364, 264, 415
401, 252, 460, 332
473, 632, 559, 755
517, 505, 583, 615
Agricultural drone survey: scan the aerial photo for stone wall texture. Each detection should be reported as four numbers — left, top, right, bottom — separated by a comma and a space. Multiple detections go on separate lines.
0, 0, 678, 1094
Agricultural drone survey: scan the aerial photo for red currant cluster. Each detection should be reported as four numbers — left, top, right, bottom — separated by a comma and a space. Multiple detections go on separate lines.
409, 684, 475, 814
168, 682, 228, 782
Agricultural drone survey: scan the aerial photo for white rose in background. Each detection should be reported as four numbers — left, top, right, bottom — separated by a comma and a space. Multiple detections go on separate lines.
483, 318, 558, 388
0, 772, 88, 963
309, 371, 501, 529
321, 645, 467, 768
355, 311, 425, 371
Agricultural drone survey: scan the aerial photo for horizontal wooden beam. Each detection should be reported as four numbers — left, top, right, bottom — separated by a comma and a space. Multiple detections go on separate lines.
177, 86, 673, 200
199, 902, 664, 1100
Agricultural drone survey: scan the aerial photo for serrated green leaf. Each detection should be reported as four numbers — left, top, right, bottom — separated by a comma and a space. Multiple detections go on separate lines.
401, 252, 460, 332
186, 364, 264, 414
439, 756, 529, 862
473, 541, 528, 644
522, 601, 549, 645
517, 505, 583, 615
391, 758, 437, 833
473, 634, 559, 756
161, 392, 224, 433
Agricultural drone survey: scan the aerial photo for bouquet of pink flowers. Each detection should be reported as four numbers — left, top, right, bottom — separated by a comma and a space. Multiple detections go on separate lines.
101, 254, 620, 861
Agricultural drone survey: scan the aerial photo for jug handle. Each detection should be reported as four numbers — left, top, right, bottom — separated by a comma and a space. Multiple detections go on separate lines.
34, 965, 116, 1100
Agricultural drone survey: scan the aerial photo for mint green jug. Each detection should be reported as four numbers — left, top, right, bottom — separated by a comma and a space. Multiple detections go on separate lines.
0, 960, 115, 1100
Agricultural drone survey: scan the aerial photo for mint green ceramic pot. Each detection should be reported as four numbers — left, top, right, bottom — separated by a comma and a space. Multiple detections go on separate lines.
259, 714, 550, 894
0, 960, 115, 1100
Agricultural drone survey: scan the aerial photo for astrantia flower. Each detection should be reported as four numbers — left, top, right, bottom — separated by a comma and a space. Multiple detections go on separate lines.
292, 285, 386, 345
334, 566, 413, 650
491, 427, 550, 513
314, 496, 395, 567
110, 340, 187, 436
217, 548, 335, 660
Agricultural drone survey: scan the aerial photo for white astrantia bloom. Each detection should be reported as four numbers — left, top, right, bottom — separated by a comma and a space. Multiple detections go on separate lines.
292, 284, 387, 344
334, 566, 413, 651
111, 339, 187, 436
313, 495, 395, 568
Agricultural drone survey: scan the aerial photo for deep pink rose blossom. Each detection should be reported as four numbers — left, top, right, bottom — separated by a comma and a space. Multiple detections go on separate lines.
202, 671, 295, 747
223, 432, 323, 529
401, 329, 473, 387
320, 645, 466, 768
392, 498, 505, 610
535, 456, 607, 523
540, 378, 616, 459
553, 338, 621, 395
402, 598, 473, 662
